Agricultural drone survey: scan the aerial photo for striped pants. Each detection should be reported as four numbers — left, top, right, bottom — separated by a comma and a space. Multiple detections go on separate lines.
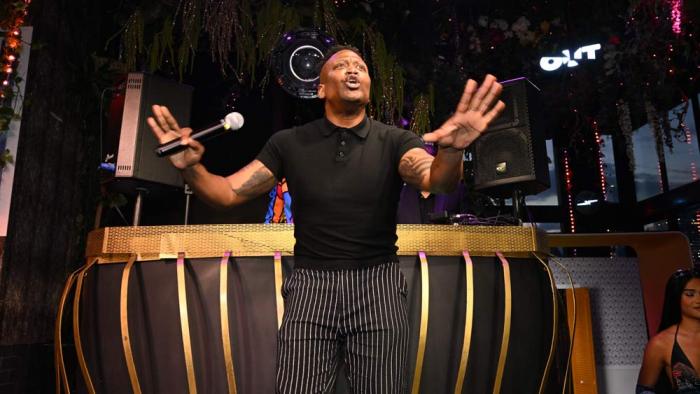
277, 262, 409, 394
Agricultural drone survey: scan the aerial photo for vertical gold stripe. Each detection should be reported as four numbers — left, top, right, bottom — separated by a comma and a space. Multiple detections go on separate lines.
55, 264, 84, 394
55, 271, 76, 394
565, 288, 598, 394
73, 258, 98, 394
177, 252, 198, 394
120, 254, 142, 394
411, 251, 430, 394
219, 251, 237, 394
492, 252, 512, 394
532, 253, 559, 394
273, 252, 284, 329
547, 255, 581, 393
454, 251, 475, 394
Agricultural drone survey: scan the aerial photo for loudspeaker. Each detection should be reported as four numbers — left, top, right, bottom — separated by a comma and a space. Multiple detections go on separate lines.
471, 77, 549, 198
105, 73, 193, 192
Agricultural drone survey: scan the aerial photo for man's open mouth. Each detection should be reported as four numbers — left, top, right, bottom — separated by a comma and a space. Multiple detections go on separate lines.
345, 77, 360, 89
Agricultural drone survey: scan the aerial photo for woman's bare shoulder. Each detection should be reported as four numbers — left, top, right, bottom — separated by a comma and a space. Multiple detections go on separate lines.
647, 325, 676, 352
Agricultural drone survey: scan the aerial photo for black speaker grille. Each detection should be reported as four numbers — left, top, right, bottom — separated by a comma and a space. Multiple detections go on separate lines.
471, 78, 549, 197
474, 128, 534, 182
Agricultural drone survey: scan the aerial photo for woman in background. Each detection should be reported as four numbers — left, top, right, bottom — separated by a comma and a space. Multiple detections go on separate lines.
637, 268, 700, 393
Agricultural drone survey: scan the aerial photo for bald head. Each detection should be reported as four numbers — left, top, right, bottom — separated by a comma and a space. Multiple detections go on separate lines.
316, 47, 371, 121
317, 45, 364, 81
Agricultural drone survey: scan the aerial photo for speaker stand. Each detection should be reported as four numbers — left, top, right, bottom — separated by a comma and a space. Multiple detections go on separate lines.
184, 184, 193, 225
132, 187, 149, 226
511, 188, 525, 226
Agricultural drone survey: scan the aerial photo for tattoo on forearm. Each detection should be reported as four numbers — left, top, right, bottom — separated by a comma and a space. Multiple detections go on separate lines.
232, 168, 275, 198
399, 153, 433, 186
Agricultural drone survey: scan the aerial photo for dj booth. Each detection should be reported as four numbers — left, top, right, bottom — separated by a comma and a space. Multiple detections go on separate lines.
56, 224, 562, 394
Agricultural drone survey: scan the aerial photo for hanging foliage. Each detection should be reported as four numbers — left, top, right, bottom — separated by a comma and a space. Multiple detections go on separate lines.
364, 28, 404, 125
256, 1, 301, 90
175, 0, 202, 78
314, 0, 344, 45
410, 86, 434, 136
203, 0, 238, 72
616, 99, 636, 171
122, 9, 145, 72
230, 0, 256, 82
645, 99, 667, 171
149, 16, 175, 73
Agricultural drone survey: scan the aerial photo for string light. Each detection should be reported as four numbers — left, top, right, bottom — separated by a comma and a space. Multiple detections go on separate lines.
563, 149, 576, 233
657, 161, 665, 194
591, 120, 608, 201
683, 118, 698, 182
1, 0, 31, 106
695, 212, 700, 256
670, 0, 683, 34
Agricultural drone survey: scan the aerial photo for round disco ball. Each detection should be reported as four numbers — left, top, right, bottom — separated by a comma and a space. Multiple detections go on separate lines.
271, 29, 335, 99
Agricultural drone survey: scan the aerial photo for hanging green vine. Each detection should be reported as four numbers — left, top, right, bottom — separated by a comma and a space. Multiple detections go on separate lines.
203, 0, 238, 72
256, 1, 301, 90
148, 16, 175, 73
410, 86, 435, 136
314, 0, 344, 45
175, 0, 202, 78
364, 28, 404, 125
122, 9, 145, 71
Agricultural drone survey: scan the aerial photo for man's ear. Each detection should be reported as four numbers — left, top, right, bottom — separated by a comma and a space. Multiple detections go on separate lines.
317, 83, 325, 99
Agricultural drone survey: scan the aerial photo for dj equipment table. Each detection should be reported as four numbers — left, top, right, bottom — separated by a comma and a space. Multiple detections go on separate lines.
57, 224, 559, 394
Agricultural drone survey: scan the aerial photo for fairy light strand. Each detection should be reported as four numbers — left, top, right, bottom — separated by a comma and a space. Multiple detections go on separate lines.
592, 120, 608, 201
563, 149, 576, 233
670, 0, 683, 35
1, 0, 31, 103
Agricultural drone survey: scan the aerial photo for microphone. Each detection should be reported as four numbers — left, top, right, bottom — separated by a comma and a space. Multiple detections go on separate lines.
154, 112, 245, 157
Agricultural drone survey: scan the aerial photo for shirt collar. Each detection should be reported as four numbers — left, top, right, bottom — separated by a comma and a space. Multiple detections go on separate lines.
322, 116, 370, 139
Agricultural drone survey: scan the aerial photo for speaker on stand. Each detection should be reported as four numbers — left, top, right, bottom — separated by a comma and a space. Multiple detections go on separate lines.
471, 77, 550, 223
100, 72, 194, 226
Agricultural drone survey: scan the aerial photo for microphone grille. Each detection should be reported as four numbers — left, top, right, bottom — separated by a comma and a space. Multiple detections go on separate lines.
224, 112, 245, 129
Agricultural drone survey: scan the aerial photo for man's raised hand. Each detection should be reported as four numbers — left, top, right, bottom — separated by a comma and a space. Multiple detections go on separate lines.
422, 74, 505, 150
146, 105, 204, 170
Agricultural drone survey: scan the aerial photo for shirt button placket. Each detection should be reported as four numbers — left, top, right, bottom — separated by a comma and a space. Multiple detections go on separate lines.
337, 130, 348, 161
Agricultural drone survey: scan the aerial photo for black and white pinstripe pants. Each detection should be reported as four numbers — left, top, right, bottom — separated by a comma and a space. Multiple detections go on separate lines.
277, 262, 409, 394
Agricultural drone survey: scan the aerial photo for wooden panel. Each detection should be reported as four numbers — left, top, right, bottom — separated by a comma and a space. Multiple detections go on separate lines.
548, 232, 692, 337
566, 288, 598, 394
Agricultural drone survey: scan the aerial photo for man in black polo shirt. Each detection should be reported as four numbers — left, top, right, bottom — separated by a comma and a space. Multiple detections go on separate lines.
148, 45, 504, 393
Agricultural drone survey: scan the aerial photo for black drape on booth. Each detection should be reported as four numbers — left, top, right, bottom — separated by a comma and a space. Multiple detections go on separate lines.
80, 255, 560, 394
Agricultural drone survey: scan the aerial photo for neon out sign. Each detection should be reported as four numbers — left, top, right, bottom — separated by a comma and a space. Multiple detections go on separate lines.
539, 43, 602, 72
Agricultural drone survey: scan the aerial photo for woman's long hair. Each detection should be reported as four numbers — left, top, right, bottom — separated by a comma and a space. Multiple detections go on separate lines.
658, 268, 700, 332
654, 268, 700, 393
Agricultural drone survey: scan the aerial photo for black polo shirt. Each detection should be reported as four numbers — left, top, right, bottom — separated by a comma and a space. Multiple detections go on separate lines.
256, 116, 423, 269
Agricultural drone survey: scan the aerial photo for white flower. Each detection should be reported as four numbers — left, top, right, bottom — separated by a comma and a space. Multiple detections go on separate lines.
478, 16, 489, 27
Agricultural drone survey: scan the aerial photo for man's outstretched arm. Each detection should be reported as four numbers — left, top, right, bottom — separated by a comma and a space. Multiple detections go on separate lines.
399, 75, 505, 193
399, 146, 463, 194
181, 160, 277, 208
147, 105, 276, 208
